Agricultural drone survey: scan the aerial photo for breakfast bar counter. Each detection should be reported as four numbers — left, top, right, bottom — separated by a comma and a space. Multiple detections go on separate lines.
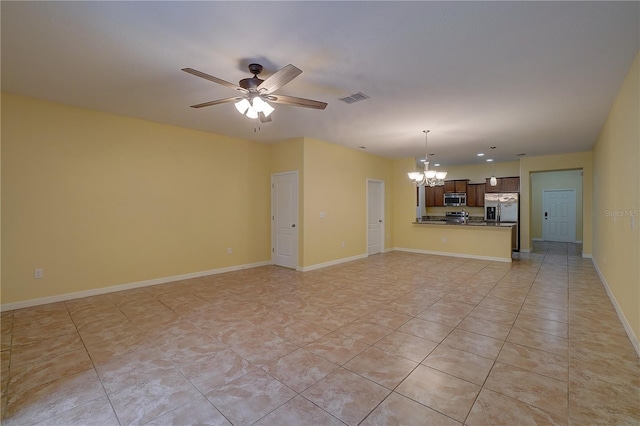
400, 221, 516, 262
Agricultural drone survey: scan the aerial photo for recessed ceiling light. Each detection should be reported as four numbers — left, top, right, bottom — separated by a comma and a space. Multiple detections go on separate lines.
477, 153, 484, 157
434, 163, 441, 166
420, 159, 426, 163
486, 159, 494, 162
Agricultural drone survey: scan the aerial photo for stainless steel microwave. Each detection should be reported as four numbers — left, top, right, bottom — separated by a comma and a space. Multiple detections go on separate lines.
444, 193, 466, 206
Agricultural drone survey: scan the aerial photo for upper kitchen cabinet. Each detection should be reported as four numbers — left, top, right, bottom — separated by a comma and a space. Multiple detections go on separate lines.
485, 177, 520, 193
444, 179, 469, 193
466, 183, 486, 207
501, 177, 520, 192
425, 185, 445, 207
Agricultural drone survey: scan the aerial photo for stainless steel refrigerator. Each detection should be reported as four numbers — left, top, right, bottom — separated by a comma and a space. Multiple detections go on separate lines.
485, 193, 519, 251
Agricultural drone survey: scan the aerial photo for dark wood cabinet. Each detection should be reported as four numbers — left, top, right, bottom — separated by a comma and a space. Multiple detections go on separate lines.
501, 177, 520, 192
486, 177, 520, 193
455, 180, 468, 193
466, 183, 486, 207
425, 185, 444, 207
444, 179, 468, 193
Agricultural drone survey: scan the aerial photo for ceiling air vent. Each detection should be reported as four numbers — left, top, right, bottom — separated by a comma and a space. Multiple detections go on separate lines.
339, 92, 370, 104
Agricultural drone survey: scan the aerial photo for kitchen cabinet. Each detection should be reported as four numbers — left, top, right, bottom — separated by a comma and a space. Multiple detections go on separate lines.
501, 177, 520, 192
455, 180, 468, 193
486, 177, 520, 193
466, 183, 486, 207
444, 179, 469, 193
425, 185, 444, 207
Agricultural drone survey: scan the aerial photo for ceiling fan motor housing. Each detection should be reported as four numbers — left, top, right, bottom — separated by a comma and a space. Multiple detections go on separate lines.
239, 77, 264, 91
239, 63, 265, 91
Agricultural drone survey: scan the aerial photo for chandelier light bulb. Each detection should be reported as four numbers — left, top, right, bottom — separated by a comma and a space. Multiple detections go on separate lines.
436, 171, 447, 180
408, 172, 423, 181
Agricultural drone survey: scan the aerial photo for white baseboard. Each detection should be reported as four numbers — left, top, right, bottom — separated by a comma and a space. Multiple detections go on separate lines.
575, 240, 583, 244
393, 247, 512, 263
582, 253, 592, 259
591, 258, 640, 359
1, 260, 271, 312
297, 254, 368, 272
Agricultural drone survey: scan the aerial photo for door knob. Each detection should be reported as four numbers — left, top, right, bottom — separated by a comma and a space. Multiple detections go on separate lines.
291, 224, 296, 228
379, 220, 382, 223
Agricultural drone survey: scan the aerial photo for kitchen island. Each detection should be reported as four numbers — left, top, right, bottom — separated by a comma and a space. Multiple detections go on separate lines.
400, 221, 516, 262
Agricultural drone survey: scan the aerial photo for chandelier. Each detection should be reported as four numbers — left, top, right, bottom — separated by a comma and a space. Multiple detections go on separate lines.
407, 130, 447, 187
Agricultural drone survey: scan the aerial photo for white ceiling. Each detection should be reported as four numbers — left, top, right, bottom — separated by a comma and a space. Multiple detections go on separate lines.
2, 1, 638, 165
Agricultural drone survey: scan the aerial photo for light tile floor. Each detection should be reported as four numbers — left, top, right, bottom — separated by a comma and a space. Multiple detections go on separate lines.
1, 242, 639, 425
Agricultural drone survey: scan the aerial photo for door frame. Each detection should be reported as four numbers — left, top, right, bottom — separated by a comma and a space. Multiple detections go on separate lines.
366, 179, 385, 255
271, 171, 299, 268
542, 188, 577, 242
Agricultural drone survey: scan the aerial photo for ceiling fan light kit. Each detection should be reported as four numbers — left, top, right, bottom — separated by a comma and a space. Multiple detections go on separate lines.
408, 130, 447, 187
183, 63, 327, 123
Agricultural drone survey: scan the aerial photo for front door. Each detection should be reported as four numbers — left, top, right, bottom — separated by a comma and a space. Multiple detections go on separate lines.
542, 189, 576, 242
367, 180, 384, 255
272, 172, 298, 268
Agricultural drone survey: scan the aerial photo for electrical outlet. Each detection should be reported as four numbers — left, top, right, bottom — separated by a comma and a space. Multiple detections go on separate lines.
341, 241, 345, 248
442, 237, 447, 243
34, 268, 43, 279
227, 248, 232, 254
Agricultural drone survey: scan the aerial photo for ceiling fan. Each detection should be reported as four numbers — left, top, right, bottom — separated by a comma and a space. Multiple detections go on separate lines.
182, 63, 328, 123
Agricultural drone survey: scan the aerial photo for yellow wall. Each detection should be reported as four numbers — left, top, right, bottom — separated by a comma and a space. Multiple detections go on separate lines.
592, 51, 639, 342
435, 161, 520, 184
530, 170, 584, 240
1, 94, 272, 304
519, 152, 593, 254
301, 138, 394, 267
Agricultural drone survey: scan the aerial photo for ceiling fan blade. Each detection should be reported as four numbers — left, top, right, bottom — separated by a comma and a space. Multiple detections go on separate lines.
182, 68, 248, 94
259, 112, 272, 123
268, 94, 327, 110
190, 97, 243, 109
257, 64, 302, 94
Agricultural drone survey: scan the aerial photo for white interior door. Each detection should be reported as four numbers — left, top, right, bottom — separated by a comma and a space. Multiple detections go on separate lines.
272, 172, 298, 269
542, 189, 576, 242
367, 180, 384, 255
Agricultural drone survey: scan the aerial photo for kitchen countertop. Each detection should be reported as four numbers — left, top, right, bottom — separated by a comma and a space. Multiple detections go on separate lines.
413, 220, 516, 227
